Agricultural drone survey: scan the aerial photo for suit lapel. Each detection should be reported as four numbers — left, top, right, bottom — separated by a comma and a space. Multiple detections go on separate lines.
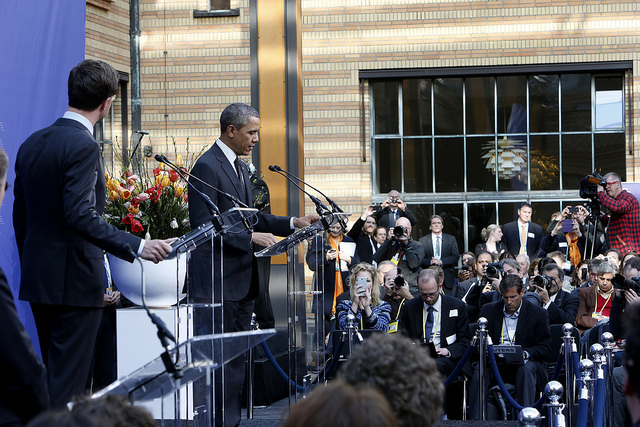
213, 144, 245, 202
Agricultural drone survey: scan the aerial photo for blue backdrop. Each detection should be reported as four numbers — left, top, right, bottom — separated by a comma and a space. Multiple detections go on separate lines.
0, 0, 86, 352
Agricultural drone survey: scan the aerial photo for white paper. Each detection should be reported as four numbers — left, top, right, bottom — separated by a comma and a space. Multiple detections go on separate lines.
339, 242, 357, 271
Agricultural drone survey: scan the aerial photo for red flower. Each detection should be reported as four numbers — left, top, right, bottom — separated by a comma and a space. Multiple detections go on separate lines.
145, 186, 162, 203
121, 213, 134, 225
169, 170, 180, 183
131, 219, 144, 233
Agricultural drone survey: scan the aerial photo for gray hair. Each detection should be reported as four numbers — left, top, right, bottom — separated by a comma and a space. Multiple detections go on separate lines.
597, 261, 616, 276
503, 258, 520, 273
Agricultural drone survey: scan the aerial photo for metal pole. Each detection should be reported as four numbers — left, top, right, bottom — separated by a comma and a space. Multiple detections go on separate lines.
545, 381, 566, 427
602, 332, 616, 427
562, 323, 575, 426
518, 407, 542, 427
477, 317, 489, 421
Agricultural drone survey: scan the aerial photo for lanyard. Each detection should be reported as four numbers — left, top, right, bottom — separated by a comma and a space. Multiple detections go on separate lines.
422, 305, 441, 344
501, 317, 516, 344
594, 288, 613, 316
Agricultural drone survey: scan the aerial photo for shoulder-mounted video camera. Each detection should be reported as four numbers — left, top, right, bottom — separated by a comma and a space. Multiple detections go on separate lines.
579, 173, 605, 200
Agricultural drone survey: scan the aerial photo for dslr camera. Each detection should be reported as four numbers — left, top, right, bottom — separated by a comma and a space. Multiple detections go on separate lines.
612, 274, 640, 294
532, 274, 554, 291
485, 262, 504, 279
392, 225, 407, 239
390, 197, 400, 204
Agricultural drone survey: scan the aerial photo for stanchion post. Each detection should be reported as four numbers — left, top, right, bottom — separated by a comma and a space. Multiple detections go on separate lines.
545, 381, 565, 427
579, 358, 595, 426
562, 323, 575, 427
477, 317, 489, 421
518, 407, 542, 427
602, 332, 615, 427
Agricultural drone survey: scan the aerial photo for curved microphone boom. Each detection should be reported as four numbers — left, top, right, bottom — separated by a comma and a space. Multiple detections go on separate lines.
268, 165, 330, 216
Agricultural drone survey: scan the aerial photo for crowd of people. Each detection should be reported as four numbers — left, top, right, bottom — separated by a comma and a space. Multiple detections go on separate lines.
305, 187, 640, 423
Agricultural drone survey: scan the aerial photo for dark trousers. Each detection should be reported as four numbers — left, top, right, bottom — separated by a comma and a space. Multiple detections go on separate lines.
31, 303, 102, 408
468, 360, 541, 420
194, 297, 255, 427
86, 305, 117, 392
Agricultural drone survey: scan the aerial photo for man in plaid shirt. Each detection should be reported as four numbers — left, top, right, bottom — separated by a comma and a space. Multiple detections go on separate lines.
598, 172, 640, 254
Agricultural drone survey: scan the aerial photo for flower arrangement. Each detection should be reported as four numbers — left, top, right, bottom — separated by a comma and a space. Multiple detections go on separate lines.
103, 137, 204, 240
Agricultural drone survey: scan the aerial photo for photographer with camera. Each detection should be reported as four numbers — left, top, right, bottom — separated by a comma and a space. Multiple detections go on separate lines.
382, 267, 415, 333
374, 190, 418, 229
597, 172, 640, 254
610, 257, 640, 342
373, 217, 424, 293
479, 258, 542, 308
539, 205, 588, 265
419, 215, 461, 296
531, 263, 579, 325
336, 263, 391, 332
347, 205, 380, 264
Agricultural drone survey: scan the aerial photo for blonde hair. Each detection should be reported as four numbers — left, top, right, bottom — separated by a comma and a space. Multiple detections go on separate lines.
349, 263, 381, 307
480, 224, 500, 242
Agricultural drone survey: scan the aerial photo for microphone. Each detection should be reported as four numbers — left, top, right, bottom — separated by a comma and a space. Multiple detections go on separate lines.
269, 165, 347, 229
129, 130, 149, 162
268, 165, 330, 216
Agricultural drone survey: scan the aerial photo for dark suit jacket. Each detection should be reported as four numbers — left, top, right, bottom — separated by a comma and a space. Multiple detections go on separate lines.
419, 233, 460, 292
346, 217, 378, 264
547, 289, 579, 326
188, 142, 292, 302
480, 299, 552, 362
0, 268, 48, 425
374, 206, 418, 229
501, 220, 543, 258
14, 118, 140, 307
399, 294, 471, 361
474, 241, 508, 261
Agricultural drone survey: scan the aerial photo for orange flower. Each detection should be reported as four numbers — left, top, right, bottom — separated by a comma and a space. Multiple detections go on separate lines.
109, 190, 120, 201
121, 189, 131, 200
175, 185, 184, 197
128, 205, 140, 214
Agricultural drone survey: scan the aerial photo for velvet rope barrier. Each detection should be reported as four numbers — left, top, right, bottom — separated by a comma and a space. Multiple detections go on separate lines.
593, 369, 607, 427
443, 342, 475, 387
260, 341, 304, 392
576, 394, 589, 427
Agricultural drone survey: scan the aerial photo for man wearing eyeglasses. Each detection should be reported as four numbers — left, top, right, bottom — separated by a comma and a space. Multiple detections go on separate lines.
597, 172, 640, 254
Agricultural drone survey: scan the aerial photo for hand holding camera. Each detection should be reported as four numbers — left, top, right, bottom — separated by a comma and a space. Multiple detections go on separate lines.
391, 225, 409, 243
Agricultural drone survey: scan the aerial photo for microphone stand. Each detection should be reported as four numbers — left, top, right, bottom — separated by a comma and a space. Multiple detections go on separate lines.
267, 165, 330, 217
269, 165, 347, 230
155, 154, 253, 233
126, 245, 183, 379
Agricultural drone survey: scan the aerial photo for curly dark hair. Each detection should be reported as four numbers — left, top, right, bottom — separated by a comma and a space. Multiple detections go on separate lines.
339, 333, 444, 427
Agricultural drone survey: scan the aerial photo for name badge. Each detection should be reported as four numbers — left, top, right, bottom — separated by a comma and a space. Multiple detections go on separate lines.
528, 232, 535, 238
446, 334, 457, 345
450, 309, 458, 317
387, 321, 398, 333
558, 242, 568, 248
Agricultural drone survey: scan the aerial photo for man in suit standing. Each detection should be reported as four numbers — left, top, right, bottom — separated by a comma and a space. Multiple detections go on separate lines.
374, 190, 418, 229
400, 269, 470, 377
532, 263, 579, 325
419, 215, 460, 296
0, 148, 49, 426
188, 103, 318, 426
13, 60, 172, 408
469, 274, 552, 419
502, 202, 543, 257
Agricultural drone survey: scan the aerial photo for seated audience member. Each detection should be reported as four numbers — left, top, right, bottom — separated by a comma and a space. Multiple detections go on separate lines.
283, 380, 398, 427
347, 205, 379, 264
457, 251, 493, 323
576, 261, 616, 334
572, 259, 590, 288
419, 215, 460, 296
610, 257, 640, 342
516, 254, 531, 286
27, 395, 155, 427
531, 263, 579, 325
373, 226, 387, 246
336, 263, 391, 331
546, 251, 574, 291
479, 258, 541, 308
399, 269, 470, 377
382, 268, 413, 332
340, 333, 444, 427
605, 248, 622, 272
373, 217, 424, 293
374, 190, 418, 229
468, 274, 552, 419
452, 251, 475, 296
475, 224, 507, 261
622, 299, 640, 427
0, 147, 49, 427
376, 260, 396, 297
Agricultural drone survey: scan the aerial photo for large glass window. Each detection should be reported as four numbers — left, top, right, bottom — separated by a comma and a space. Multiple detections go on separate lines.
371, 71, 627, 250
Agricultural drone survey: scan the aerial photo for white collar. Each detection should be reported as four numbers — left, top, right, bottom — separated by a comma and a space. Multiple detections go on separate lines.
63, 111, 93, 135
215, 138, 237, 165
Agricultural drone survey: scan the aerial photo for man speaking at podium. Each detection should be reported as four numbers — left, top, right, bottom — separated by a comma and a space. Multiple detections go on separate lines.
188, 103, 318, 426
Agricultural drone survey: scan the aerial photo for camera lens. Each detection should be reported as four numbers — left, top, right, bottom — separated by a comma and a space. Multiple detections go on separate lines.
394, 276, 405, 287
393, 225, 405, 238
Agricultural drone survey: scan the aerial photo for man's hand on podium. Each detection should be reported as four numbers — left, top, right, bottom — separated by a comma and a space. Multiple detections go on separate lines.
293, 214, 321, 228
252, 232, 279, 247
